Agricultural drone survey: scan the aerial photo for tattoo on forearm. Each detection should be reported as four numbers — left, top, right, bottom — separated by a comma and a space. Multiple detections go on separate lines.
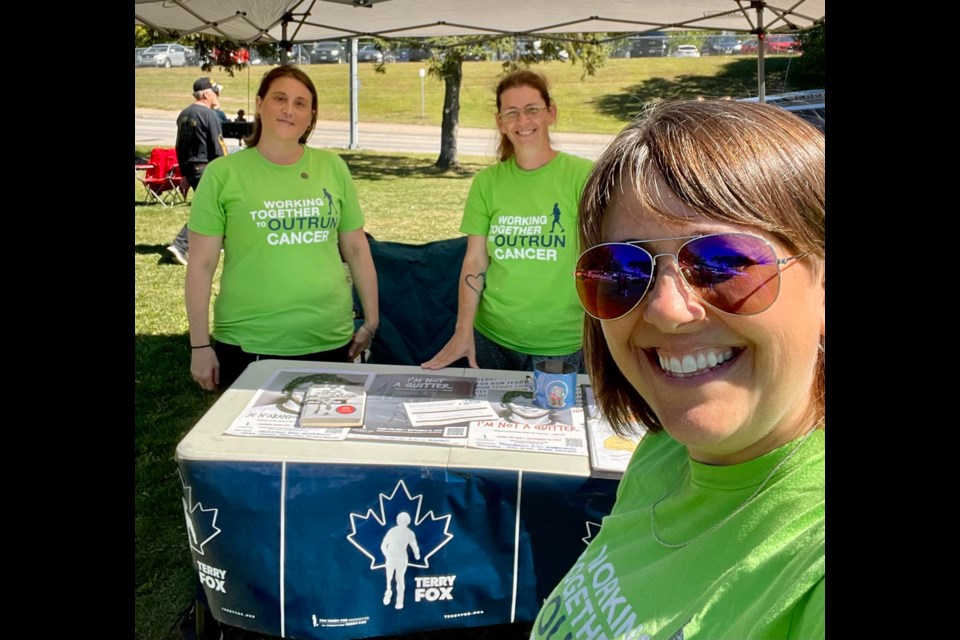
465, 272, 486, 296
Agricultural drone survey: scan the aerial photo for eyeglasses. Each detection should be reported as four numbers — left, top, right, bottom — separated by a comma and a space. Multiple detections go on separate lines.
574, 233, 811, 320
498, 105, 548, 122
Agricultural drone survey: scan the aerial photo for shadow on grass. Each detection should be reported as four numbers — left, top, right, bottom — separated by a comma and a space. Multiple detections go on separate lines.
593, 57, 812, 122
338, 152, 483, 181
137, 243, 173, 256
136, 333, 223, 640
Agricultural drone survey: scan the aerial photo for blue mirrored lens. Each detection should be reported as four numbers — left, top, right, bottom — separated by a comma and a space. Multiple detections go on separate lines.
679, 234, 779, 314
575, 244, 653, 319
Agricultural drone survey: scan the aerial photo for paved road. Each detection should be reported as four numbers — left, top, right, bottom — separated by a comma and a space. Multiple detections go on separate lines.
135, 108, 614, 160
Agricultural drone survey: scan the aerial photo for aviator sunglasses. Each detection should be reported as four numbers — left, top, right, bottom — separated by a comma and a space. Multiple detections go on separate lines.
574, 233, 811, 320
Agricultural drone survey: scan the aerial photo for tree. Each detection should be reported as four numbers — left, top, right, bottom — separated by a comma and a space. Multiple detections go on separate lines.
414, 35, 609, 171
134, 26, 252, 76
794, 20, 825, 86
134, 25, 157, 48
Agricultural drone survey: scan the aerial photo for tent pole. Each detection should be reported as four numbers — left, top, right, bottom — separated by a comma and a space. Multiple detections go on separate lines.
755, 2, 766, 102
349, 38, 360, 150
280, 19, 289, 65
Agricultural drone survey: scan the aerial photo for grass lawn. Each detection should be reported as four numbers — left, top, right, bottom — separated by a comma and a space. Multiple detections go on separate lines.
136, 56, 814, 134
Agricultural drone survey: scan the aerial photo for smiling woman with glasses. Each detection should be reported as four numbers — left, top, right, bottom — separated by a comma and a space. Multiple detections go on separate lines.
422, 69, 594, 372
532, 100, 825, 640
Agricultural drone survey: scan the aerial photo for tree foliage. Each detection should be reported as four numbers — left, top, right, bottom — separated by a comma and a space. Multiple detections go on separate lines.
134, 25, 256, 76
396, 35, 610, 170
794, 21, 825, 85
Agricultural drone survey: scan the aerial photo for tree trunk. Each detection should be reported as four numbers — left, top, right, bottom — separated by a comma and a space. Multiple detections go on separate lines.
434, 60, 462, 170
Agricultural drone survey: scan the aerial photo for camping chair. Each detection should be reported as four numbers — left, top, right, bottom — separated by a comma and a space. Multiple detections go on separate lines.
352, 235, 467, 366
136, 147, 187, 206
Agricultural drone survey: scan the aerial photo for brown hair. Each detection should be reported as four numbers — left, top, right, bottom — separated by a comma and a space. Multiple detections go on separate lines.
495, 69, 553, 162
580, 99, 825, 436
244, 65, 319, 147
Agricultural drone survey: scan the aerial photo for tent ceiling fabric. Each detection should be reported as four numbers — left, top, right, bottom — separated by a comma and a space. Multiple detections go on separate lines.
134, 0, 824, 45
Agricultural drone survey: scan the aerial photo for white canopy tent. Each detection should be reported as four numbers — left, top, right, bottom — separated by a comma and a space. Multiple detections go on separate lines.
134, 1, 824, 43
135, 0, 824, 146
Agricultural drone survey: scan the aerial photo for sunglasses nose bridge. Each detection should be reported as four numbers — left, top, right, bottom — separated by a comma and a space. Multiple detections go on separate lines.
640, 252, 706, 315
649, 251, 682, 279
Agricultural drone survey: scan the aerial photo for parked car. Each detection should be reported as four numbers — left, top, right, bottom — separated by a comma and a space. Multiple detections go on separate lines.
405, 46, 433, 62
627, 32, 669, 58
137, 43, 189, 68
311, 41, 345, 64
286, 44, 311, 65
135, 47, 147, 66
700, 35, 740, 56
739, 35, 800, 55
674, 44, 701, 58
248, 48, 277, 65
356, 44, 383, 63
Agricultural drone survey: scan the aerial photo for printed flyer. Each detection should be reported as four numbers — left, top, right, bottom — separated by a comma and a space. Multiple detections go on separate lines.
403, 399, 500, 427
345, 374, 479, 446
581, 385, 646, 477
224, 370, 610, 462
225, 369, 375, 441
466, 389, 587, 457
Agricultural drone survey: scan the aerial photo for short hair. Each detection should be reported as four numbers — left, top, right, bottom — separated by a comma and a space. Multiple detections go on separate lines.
245, 65, 319, 147
580, 100, 825, 436
494, 69, 553, 162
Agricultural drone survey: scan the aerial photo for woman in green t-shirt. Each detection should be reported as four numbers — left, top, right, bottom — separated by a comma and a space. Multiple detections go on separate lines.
532, 100, 826, 639
185, 66, 379, 391
422, 69, 593, 372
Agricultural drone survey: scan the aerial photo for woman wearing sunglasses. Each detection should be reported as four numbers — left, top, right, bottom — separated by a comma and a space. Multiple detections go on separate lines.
532, 100, 824, 639
422, 69, 593, 372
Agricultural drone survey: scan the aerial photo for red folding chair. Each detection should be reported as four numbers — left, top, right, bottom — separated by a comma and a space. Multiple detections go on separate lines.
136, 148, 186, 206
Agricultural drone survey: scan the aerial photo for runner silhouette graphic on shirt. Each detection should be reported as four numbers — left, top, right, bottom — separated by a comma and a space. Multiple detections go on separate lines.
381, 512, 421, 609
323, 187, 336, 215
549, 202, 565, 233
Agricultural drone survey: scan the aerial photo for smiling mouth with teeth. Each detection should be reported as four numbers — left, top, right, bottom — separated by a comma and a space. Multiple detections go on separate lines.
653, 348, 741, 377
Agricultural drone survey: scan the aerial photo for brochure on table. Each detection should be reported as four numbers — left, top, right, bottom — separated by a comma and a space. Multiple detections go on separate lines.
581, 385, 646, 477
224, 367, 589, 457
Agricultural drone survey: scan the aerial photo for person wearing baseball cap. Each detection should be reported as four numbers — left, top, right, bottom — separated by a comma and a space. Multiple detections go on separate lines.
165, 77, 228, 266
193, 77, 223, 94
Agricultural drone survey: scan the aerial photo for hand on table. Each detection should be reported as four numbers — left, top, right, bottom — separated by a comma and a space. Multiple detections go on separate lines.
191, 346, 220, 391
421, 331, 477, 369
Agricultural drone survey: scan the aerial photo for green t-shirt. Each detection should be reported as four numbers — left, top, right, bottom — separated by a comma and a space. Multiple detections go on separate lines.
460, 152, 593, 355
188, 146, 364, 355
532, 429, 825, 640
